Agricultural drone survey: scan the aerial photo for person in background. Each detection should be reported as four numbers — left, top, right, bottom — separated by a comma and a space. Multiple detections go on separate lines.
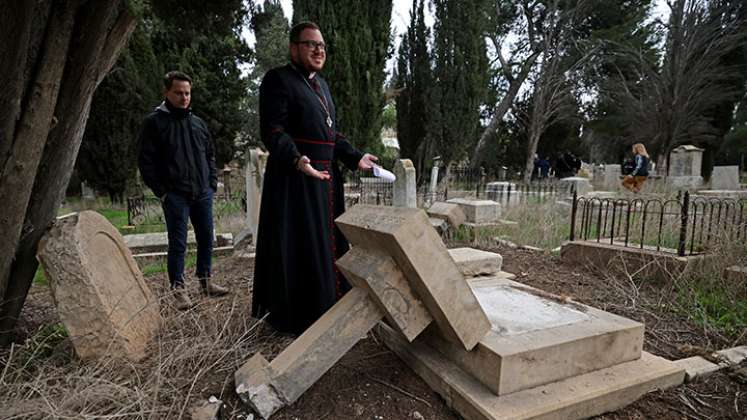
622, 143, 650, 193
138, 71, 229, 310
537, 156, 551, 179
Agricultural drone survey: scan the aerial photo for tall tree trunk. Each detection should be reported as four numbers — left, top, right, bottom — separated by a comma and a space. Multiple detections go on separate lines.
0, 3, 77, 301
523, 131, 541, 184
0, 1, 35, 162
0, 1, 136, 345
471, 50, 541, 166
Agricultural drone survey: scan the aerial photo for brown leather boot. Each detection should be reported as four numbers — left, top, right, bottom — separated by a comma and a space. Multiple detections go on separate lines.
173, 287, 194, 310
200, 278, 229, 297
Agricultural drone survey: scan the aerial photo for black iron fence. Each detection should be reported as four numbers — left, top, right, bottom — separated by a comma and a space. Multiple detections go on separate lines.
570, 191, 747, 256
344, 177, 393, 206
446, 166, 486, 198
485, 181, 560, 205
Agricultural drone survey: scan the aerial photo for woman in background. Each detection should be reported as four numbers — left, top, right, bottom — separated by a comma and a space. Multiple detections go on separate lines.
622, 143, 650, 193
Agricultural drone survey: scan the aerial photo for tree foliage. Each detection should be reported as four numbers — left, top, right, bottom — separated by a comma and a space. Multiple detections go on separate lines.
292, 0, 393, 153
241, 0, 290, 157
604, 0, 747, 170
431, 0, 490, 166
77, 25, 161, 202
395, 0, 433, 175
78, 0, 252, 197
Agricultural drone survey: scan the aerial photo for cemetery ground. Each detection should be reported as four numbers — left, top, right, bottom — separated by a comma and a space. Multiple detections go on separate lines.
1, 198, 746, 419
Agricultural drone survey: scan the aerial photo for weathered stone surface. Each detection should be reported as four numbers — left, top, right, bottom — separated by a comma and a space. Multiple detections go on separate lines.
669, 145, 703, 177
559, 177, 593, 196
336, 205, 490, 351
337, 247, 432, 341
393, 159, 417, 208
429, 217, 449, 234
560, 240, 706, 282
132, 246, 234, 264
246, 148, 268, 244
235, 288, 383, 418
422, 276, 644, 396
446, 198, 500, 224
710, 166, 740, 190
603, 164, 622, 190
38, 211, 162, 361
673, 356, 723, 383
428, 201, 466, 229
716, 345, 747, 365
379, 323, 685, 420
235, 353, 284, 419
696, 190, 747, 199
667, 175, 704, 189
123, 231, 229, 253
190, 397, 223, 420
448, 248, 503, 277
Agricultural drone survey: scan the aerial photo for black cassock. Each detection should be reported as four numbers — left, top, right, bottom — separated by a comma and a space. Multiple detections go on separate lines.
252, 64, 363, 334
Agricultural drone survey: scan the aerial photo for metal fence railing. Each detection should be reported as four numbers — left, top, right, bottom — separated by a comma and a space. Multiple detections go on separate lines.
570, 191, 747, 256
344, 177, 393, 206
447, 166, 486, 198
485, 181, 560, 206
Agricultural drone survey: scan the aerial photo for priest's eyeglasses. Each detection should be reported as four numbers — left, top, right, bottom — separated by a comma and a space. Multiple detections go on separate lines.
295, 40, 326, 52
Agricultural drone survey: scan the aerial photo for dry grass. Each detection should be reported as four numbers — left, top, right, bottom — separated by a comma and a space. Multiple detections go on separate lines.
0, 286, 282, 419
445, 199, 571, 250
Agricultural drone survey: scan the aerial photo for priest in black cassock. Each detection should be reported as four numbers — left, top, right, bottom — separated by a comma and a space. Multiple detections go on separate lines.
251, 22, 379, 335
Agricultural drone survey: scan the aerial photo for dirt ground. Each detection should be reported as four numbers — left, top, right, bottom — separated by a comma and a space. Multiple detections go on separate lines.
7, 245, 747, 420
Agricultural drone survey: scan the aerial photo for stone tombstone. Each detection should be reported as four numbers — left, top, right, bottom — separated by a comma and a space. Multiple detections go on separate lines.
235, 205, 490, 418
245, 148, 268, 243
81, 181, 95, 200
393, 159, 417, 208
559, 176, 593, 196
37, 211, 162, 361
603, 164, 621, 190
429, 161, 440, 196
427, 201, 466, 229
710, 165, 740, 190
669, 145, 703, 177
446, 198, 501, 224
336, 205, 490, 350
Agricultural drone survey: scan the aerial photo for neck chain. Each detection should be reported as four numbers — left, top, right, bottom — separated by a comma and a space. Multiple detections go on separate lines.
292, 64, 333, 128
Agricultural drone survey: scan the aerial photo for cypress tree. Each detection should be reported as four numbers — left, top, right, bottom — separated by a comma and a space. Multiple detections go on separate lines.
242, 0, 290, 151
395, 0, 433, 174
431, 0, 490, 166
292, 0, 393, 152
77, 25, 162, 203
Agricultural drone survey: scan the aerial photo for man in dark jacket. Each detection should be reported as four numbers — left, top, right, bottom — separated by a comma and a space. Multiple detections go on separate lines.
138, 71, 228, 310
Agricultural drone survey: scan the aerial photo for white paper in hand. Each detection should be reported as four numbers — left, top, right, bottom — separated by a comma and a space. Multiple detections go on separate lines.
373, 165, 396, 182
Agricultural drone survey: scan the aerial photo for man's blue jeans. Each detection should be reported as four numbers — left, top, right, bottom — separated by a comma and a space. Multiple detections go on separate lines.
161, 189, 214, 287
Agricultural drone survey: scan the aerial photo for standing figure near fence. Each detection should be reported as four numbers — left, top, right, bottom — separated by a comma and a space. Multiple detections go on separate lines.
622, 143, 650, 193
251, 22, 379, 335
538, 156, 551, 179
138, 71, 229, 310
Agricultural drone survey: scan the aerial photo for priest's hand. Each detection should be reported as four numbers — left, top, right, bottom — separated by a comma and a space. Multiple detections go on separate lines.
297, 155, 330, 180
358, 153, 379, 171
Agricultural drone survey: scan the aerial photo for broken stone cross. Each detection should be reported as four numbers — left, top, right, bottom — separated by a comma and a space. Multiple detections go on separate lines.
234, 205, 490, 419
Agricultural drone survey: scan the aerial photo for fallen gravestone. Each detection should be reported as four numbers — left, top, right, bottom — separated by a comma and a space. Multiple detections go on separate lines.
37, 211, 162, 361
234, 205, 490, 418
235, 205, 685, 419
